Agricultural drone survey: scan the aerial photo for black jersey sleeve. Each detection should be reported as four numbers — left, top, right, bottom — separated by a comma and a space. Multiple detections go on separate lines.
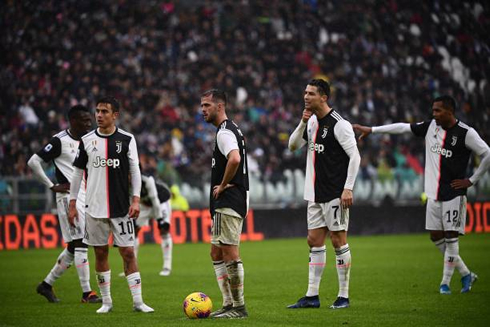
36, 137, 62, 162
410, 120, 431, 138
73, 140, 88, 168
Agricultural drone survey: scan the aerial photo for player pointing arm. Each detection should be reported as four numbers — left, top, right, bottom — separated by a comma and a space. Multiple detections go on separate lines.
353, 95, 490, 294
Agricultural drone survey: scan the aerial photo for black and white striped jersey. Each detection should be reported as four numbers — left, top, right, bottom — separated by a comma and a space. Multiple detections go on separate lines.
301, 110, 357, 203
211, 119, 249, 219
36, 129, 86, 197
73, 127, 140, 218
411, 119, 489, 201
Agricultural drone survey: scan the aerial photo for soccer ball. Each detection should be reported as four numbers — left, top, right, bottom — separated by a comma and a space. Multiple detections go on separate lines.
183, 292, 213, 319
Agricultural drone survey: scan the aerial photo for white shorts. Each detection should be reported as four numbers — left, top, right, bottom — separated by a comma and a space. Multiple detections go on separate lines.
57, 193, 85, 243
83, 214, 136, 247
211, 209, 243, 246
426, 196, 467, 234
135, 201, 171, 228
307, 199, 349, 231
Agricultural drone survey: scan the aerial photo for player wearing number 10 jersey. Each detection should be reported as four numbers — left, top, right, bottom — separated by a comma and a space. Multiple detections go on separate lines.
68, 96, 153, 314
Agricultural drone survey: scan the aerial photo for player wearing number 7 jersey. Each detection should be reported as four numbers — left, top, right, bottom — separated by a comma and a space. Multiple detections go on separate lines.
353, 95, 490, 294
287, 79, 361, 310
68, 96, 153, 314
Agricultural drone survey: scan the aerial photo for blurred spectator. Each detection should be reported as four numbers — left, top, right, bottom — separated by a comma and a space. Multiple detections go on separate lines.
1, 0, 488, 187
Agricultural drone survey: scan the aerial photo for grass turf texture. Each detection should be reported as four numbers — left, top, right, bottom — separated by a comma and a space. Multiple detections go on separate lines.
0, 233, 489, 326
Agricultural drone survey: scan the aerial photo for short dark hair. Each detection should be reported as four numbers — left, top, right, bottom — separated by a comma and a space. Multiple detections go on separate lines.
96, 96, 120, 113
432, 95, 456, 113
201, 89, 227, 106
308, 79, 331, 98
67, 104, 90, 120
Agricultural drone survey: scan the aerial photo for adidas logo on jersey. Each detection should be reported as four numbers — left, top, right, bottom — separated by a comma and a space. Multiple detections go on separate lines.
309, 142, 325, 154
430, 144, 452, 158
93, 156, 121, 168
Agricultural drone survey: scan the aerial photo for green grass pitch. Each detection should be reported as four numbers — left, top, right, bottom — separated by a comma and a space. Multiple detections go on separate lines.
1, 233, 489, 326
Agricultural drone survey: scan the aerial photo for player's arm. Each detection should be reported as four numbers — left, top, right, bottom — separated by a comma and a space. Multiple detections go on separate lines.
288, 109, 311, 151
335, 120, 361, 209
451, 129, 490, 189
28, 138, 69, 192
68, 167, 84, 226
213, 129, 240, 199
68, 140, 89, 226
128, 136, 141, 219
144, 175, 163, 220
353, 123, 413, 140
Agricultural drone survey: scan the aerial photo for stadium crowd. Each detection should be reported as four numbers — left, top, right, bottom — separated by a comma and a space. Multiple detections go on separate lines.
1, 0, 489, 186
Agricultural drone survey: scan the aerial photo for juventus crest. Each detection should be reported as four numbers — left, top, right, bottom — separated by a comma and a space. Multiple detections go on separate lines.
451, 136, 457, 146
322, 126, 329, 138
116, 141, 122, 153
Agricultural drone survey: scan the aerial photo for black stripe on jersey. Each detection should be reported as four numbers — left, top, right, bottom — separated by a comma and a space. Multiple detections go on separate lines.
312, 110, 350, 203
105, 130, 132, 218
210, 120, 249, 218
53, 162, 70, 184
436, 121, 471, 201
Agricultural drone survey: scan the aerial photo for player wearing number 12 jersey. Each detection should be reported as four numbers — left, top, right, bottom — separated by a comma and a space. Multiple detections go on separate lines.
353, 95, 490, 294
68, 96, 153, 314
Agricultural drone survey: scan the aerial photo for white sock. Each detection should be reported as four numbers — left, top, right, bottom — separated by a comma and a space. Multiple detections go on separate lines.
44, 248, 74, 285
213, 260, 233, 307
134, 237, 140, 258
74, 247, 91, 293
306, 246, 326, 297
433, 239, 446, 254
335, 244, 351, 299
441, 238, 459, 285
96, 270, 112, 305
127, 272, 143, 305
433, 238, 470, 277
226, 260, 245, 307
161, 234, 173, 271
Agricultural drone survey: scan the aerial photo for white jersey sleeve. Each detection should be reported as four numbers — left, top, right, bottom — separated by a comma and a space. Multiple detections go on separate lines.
129, 136, 141, 197
27, 154, 55, 189
334, 120, 360, 190
288, 120, 308, 151
465, 128, 490, 184
69, 167, 84, 201
372, 123, 412, 134
217, 129, 239, 157
142, 175, 163, 219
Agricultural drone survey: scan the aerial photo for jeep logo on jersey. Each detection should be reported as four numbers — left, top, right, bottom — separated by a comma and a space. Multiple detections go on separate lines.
93, 156, 121, 168
430, 144, 452, 158
309, 142, 324, 154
